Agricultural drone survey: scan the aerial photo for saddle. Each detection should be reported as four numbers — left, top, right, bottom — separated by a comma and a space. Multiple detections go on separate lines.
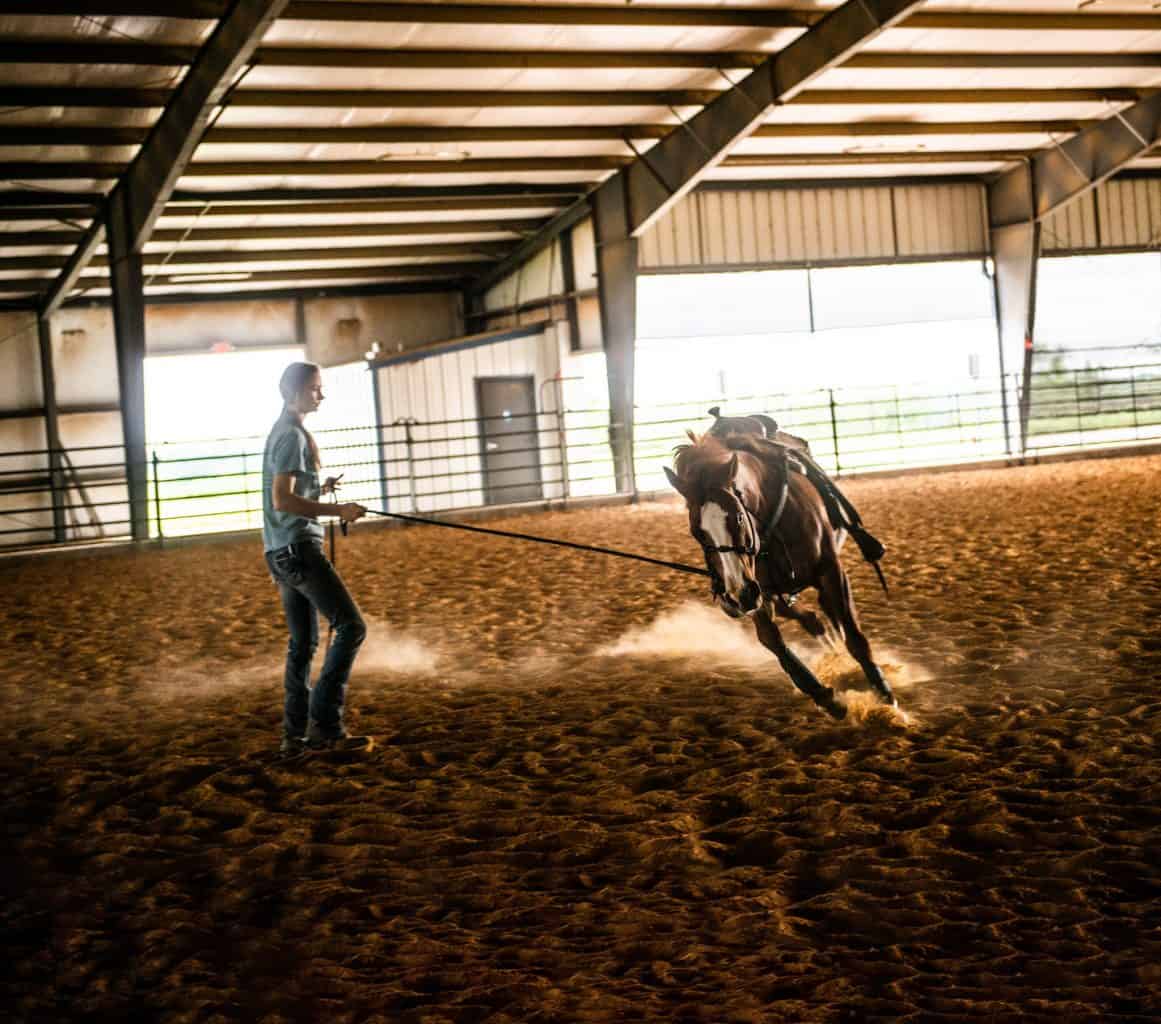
706, 406, 812, 455
719, 429, 888, 595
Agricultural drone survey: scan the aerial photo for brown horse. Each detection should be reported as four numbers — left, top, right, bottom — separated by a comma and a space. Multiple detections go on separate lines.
664, 433, 894, 720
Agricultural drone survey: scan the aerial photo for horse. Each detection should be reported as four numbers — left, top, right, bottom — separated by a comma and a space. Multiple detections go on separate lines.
664, 432, 894, 720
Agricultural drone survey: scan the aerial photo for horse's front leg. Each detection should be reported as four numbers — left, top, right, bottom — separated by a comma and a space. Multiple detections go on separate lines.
773, 595, 836, 648
754, 608, 846, 720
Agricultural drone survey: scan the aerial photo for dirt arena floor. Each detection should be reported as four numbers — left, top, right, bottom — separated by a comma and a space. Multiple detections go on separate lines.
3, 454, 1161, 1023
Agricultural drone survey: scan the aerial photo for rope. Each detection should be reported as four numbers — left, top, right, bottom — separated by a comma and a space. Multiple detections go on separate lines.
362, 507, 711, 578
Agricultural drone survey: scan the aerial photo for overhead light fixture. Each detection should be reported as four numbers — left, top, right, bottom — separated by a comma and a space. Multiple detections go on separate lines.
167, 272, 254, 284
376, 149, 471, 161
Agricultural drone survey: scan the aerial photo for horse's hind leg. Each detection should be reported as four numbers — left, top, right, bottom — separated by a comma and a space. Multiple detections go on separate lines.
817, 561, 896, 706
755, 609, 846, 720
774, 596, 838, 649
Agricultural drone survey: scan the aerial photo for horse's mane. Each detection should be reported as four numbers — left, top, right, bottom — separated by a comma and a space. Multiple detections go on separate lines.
672, 432, 788, 492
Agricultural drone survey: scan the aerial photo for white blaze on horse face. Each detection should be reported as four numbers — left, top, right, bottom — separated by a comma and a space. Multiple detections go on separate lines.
700, 502, 746, 601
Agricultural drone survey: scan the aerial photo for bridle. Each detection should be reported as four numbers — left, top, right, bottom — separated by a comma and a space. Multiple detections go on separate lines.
698, 486, 761, 558
697, 474, 796, 595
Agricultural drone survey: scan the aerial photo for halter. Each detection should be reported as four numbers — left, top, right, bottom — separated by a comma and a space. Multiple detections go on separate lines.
699, 486, 761, 558
699, 470, 797, 595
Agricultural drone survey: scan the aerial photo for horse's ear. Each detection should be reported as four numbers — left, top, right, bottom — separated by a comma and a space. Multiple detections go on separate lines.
726, 452, 740, 485
664, 466, 691, 500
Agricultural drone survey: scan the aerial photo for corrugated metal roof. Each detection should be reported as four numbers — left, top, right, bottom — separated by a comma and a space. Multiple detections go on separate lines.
3, 1, 1161, 304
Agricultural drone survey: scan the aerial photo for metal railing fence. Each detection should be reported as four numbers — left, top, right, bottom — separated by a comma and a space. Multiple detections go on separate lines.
3, 361, 1161, 552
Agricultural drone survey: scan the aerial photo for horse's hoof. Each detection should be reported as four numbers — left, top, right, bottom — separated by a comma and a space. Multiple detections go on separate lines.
822, 692, 847, 720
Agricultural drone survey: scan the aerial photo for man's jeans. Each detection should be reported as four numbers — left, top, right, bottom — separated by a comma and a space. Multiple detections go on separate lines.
265, 540, 366, 739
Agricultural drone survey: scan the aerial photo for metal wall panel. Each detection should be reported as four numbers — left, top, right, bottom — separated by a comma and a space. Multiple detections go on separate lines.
306, 292, 462, 366
484, 242, 565, 314
1040, 179, 1161, 255
48, 307, 120, 408
373, 326, 566, 512
57, 410, 128, 542
1099, 178, 1161, 250
0, 411, 51, 547
893, 183, 987, 259
0, 416, 46, 477
571, 216, 599, 295
147, 299, 297, 354
640, 193, 701, 268
0, 311, 41, 413
640, 182, 988, 271
1041, 194, 1099, 253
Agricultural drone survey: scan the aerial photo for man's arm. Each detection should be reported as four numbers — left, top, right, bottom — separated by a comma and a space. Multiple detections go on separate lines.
272, 473, 365, 522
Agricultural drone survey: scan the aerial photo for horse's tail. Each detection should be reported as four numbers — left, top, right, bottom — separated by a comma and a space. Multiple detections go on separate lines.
853, 528, 889, 597
794, 452, 889, 596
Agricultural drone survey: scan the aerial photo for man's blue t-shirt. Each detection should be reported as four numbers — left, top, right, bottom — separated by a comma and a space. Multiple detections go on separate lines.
262, 412, 324, 551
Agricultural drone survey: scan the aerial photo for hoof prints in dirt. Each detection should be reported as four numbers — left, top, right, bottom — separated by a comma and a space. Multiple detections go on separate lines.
4, 455, 1161, 1022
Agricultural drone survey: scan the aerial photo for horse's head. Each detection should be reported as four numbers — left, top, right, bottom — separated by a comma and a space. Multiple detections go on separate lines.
665, 451, 764, 618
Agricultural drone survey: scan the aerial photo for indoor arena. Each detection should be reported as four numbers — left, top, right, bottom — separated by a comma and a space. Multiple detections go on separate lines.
3, 1, 1161, 1021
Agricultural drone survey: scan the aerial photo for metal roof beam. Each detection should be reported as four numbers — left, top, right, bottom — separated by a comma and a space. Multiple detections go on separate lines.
166, 183, 580, 203
37, 0, 289, 318
8, 261, 484, 295
0, 231, 83, 247
0, 2, 813, 27
3, 86, 1144, 109
0, 119, 1100, 148
8, 242, 508, 272
0, 192, 98, 209
471, 0, 925, 297
598, 0, 929, 240
5, 3, 1161, 31
146, 219, 543, 242
10, 42, 1161, 71
2, 157, 629, 180
989, 93, 1161, 227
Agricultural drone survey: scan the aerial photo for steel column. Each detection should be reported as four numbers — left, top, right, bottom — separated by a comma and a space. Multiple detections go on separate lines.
106, 189, 150, 541
36, 316, 66, 542
558, 226, 582, 353
592, 181, 639, 497
986, 97, 1161, 455
989, 163, 1040, 456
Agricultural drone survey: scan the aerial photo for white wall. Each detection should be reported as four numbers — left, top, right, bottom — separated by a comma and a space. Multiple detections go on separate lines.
305, 292, 463, 366
373, 324, 597, 511
0, 311, 49, 546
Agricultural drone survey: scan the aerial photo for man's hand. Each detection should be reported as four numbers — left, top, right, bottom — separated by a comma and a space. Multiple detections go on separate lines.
337, 502, 367, 524
321, 473, 344, 495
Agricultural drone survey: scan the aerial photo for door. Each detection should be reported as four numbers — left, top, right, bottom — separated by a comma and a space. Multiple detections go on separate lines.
476, 375, 543, 505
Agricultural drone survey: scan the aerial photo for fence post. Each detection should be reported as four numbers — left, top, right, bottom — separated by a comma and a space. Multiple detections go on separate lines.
152, 450, 164, 546
557, 405, 571, 500
404, 419, 418, 512
828, 389, 841, 474
1130, 369, 1139, 438
1074, 369, 1083, 444
242, 450, 250, 523
998, 370, 1013, 456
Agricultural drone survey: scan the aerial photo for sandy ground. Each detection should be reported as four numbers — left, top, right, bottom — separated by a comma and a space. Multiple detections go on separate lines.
3, 454, 1161, 1023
